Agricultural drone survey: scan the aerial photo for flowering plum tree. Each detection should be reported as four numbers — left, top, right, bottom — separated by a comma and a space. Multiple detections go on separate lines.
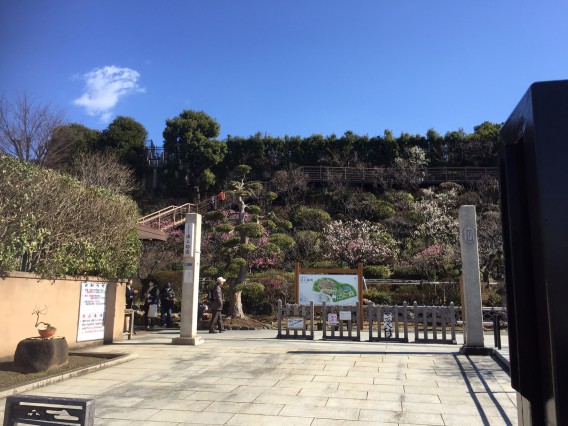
322, 219, 397, 268
409, 243, 460, 282
412, 185, 460, 247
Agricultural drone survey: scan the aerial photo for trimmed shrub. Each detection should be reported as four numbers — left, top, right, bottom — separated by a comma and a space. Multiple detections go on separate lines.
363, 287, 393, 305
364, 265, 392, 278
236, 281, 271, 315
234, 222, 264, 238
292, 206, 331, 231
269, 233, 296, 250
247, 205, 262, 215
0, 155, 140, 278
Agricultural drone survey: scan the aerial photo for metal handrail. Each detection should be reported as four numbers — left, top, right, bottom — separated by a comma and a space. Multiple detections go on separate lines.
300, 166, 498, 184
137, 203, 195, 230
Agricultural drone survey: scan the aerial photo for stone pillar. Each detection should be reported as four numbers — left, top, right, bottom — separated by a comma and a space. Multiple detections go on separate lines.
458, 205, 491, 355
172, 213, 204, 346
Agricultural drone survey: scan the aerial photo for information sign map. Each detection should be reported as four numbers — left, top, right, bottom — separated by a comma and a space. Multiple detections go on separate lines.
299, 274, 359, 306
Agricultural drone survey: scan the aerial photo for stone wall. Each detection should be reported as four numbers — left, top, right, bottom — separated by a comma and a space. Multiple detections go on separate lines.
1, 272, 126, 360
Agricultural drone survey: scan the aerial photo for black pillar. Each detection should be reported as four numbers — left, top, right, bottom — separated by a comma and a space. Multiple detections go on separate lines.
500, 80, 568, 425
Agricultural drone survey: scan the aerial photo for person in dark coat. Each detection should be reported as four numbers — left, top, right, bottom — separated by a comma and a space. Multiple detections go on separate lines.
144, 281, 160, 330
160, 282, 175, 327
209, 277, 226, 333
125, 278, 135, 309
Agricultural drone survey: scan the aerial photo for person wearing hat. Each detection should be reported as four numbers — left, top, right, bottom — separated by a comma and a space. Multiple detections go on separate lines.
209, 277, 226, 333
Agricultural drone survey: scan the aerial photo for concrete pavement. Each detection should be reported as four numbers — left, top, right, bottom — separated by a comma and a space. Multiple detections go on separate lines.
1, 329, 517, 425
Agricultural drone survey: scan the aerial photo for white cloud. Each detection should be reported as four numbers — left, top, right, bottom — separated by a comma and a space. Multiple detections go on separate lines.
74, 65, 145, 122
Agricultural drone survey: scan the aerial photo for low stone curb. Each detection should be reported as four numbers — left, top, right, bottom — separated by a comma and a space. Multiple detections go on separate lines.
491, 348, 510, 374
0, 352, 137, 399
227, 326, 266, 330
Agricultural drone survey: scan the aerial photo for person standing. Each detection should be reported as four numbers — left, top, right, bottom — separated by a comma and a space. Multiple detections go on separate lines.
144, 281, 159, 330
209, 277, 226, 333
125, 278, 136, 309
160, 282, 175, 327
217, 190, 226, 207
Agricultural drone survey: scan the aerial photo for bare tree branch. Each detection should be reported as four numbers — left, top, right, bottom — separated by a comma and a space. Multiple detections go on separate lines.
0, 93, 66, 166
71, 151, 140, 194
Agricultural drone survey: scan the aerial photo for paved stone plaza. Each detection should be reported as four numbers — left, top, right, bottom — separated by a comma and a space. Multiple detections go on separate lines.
0, 330, 517, 425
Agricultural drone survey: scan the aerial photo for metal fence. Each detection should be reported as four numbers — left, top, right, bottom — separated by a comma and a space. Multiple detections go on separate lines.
300, 166, 497, 185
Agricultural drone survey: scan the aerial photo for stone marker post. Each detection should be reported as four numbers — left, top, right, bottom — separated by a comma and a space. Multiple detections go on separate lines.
458, 205, 490, 354
172, 213, 204, 346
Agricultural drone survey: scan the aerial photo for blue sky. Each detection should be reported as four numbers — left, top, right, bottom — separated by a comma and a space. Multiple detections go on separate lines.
1, 1, 567, 146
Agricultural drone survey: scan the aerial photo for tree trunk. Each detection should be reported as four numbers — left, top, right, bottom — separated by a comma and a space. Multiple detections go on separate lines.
227, 195, 248, 318
230, 290, 246, 318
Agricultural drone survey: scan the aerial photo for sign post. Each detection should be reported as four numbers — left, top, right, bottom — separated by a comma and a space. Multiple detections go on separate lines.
172, 213, 204, 346
458, 205, 489, 354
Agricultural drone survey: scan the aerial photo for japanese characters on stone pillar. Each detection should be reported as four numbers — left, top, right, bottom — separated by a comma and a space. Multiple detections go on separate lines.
458, 205, 490, 354
172, 213, 204, 346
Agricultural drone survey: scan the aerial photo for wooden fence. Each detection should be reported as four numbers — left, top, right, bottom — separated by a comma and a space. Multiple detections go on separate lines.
276, 300, 457, 344
276, 300, 315, 340
367, 302, 410, 343
412, 302, 457, 344
321, 302, 361, 341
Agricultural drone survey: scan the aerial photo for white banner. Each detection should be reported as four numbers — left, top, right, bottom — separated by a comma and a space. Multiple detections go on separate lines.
383, 312, 393, 338
77, 281, 107, 342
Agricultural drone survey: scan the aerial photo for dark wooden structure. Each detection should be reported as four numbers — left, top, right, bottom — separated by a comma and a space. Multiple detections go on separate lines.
500, 80, 568, 425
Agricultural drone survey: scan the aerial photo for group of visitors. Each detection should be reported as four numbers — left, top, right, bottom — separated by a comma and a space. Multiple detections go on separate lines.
125, 275, 227, 333
125, 278, 176, 330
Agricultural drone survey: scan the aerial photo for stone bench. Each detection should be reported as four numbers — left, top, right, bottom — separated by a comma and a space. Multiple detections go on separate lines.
3, 395, 94, 425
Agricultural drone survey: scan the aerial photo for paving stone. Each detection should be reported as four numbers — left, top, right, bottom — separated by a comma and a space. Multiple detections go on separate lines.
204, 401, 283, 415
147, 409, 234, 424
0, 329, 517, 425
254, 393, 327, 406
359, 408, 445, 424
279, 404, 360, 420
226, 413, 312, 425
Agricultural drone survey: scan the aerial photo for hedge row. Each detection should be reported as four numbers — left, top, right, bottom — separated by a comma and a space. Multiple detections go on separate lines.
0, 155, 140, 278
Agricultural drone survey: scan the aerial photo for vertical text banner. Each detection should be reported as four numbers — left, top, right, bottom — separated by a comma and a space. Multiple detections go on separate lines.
77, 281, 107, 342
184, 221, 195, 257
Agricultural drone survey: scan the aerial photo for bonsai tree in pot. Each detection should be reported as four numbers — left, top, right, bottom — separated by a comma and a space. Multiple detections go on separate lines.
13, 305, 67, 373
33, 305, 57, 338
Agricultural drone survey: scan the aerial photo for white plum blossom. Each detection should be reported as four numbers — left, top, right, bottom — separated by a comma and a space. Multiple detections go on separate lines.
322, 219, 397, 267
413, 187, 459, 246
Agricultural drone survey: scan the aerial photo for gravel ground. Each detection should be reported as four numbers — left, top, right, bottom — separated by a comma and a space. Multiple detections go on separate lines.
0, 355, 108, 391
